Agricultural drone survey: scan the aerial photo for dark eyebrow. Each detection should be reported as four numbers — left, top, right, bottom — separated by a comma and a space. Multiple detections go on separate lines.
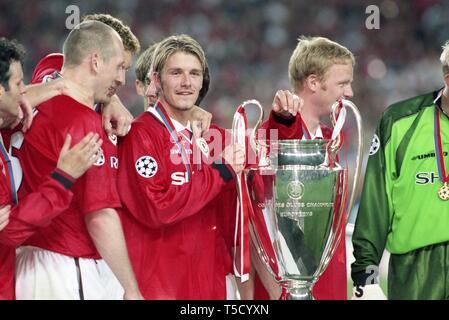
167, 67, 203, 73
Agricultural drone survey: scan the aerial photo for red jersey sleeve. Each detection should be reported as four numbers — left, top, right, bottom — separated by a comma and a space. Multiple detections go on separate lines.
70, 138, 121, 215
31, 53, 64, 84
0, 173, 73, 247
118, 122, 232, 229
261, 110, 304, 139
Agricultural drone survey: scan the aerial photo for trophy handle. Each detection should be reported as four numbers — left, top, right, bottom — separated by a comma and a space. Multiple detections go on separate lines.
312, 99, 364, 281
231, 100, 266, 282
243, 99, 264, 152
334, 99, 364, 221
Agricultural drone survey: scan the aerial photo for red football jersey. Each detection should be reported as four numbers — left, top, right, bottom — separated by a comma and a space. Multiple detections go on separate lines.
31, 53, 63, 84
255, 111, 348, 300
117, 109, 236, 299
0, 137, 74, 299
17, 95, 121, 258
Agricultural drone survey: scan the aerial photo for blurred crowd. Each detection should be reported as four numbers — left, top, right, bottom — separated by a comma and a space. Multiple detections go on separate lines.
0, 0, 447, 139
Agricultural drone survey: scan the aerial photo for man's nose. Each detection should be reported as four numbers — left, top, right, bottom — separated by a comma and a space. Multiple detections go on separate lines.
344, 85, 353, 99
181, 73, 191, 87
117, 69, 126, 86
145, 82, 157, 98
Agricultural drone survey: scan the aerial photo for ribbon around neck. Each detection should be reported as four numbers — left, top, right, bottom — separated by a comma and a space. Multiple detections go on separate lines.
154, 101, 192, 181
434, 107, 449, 185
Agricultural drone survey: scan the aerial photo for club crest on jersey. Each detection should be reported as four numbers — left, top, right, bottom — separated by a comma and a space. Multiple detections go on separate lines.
136, 155, 158, 178
94, 150, 105, 166
109, 134, 117, 146
369, 134, 380, 156
196, 138, 209, 158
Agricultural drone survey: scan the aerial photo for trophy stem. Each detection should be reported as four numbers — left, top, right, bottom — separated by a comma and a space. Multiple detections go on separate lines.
282, 282, 315, 300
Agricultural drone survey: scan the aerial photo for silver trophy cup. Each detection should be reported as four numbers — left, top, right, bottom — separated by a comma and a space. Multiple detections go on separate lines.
233, 100, 363, 300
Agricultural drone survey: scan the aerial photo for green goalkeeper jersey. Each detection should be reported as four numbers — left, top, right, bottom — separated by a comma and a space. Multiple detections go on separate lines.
352, 89, 449, 280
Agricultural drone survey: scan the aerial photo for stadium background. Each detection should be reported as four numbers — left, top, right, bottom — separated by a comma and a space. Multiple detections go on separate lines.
1, 0, 448, 298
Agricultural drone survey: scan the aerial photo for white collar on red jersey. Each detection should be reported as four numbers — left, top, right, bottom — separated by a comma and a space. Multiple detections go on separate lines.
147, 107, 193, 142
301, 125, 323, 140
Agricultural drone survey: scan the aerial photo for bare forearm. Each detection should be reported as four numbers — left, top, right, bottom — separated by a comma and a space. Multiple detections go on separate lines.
25, 81, 63, 107
101, 94, 133, 137
85, 208, 141, 299
235, 272, 255, 300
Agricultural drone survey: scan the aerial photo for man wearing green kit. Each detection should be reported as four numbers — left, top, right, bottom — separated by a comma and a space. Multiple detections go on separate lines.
352, 41, 449, 300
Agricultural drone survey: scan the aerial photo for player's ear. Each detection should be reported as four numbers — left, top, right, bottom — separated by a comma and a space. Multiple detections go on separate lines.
0, 85, 4, 99
305, 74, 319, 92
90, 52, 101, 74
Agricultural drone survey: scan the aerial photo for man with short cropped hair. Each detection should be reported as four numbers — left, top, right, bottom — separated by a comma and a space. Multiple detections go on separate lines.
14, 22, 142, 300
0, 37, 103, 300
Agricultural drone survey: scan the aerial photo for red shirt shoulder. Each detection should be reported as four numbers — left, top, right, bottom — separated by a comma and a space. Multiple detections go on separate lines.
26, 95, 102, 159
120, 112, 164, 149
31, 53, 63, 84
19, 95, 119, 257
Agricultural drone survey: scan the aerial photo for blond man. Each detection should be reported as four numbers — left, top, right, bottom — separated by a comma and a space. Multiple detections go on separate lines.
256, 36, 355, 300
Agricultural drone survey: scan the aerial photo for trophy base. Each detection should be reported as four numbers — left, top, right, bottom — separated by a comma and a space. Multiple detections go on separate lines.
282, 282, 315, 300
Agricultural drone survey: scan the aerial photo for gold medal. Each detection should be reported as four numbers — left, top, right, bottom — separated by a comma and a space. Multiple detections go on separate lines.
438, 183, 449, 200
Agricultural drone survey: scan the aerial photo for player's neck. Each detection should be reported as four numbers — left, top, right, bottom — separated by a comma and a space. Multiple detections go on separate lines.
162, 103, 191, 127
296, 88, 321, 134
59, 69, 95, 108
301, 103, 321, 134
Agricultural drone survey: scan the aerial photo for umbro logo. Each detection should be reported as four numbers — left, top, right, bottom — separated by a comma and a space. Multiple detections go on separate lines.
411, 151, 447, 161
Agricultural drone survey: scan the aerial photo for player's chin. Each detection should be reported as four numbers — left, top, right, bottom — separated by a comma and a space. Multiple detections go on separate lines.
99, 95, 113, 105
173, 99, 195, 110
147, 97, 158, 107
175, 104, 194, 112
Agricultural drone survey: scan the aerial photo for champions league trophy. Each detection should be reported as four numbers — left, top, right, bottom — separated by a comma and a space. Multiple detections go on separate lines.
232, 99, 363, 300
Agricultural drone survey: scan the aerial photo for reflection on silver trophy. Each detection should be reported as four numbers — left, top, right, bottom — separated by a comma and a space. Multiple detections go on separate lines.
232, 99, 363, 300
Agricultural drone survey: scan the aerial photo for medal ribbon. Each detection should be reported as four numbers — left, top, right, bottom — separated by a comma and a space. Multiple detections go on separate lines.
301, 99, 346, 141
434, 107, 448, 184
325, 99, 347, 168
154, 101, 192, 180
331, 100, 347, 140
231, 104, 252, 282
